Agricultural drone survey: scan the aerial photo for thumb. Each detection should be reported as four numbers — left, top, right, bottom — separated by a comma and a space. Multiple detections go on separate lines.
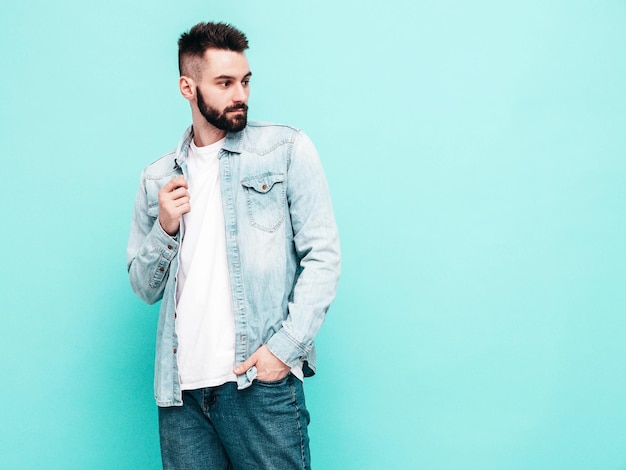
233, 352, 257, 375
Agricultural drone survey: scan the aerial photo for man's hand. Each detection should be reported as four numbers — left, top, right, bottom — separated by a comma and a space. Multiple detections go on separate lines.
234, 345, 290, 381
158, 175, 190, 236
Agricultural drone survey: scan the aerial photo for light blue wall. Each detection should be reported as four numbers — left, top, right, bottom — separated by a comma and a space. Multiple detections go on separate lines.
2, 1, 625, 468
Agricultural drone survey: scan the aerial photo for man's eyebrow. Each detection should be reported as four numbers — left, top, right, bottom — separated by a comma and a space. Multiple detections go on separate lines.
213, 72, 252, 80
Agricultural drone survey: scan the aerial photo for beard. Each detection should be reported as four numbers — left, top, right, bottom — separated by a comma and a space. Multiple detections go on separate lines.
196, 88, 248, 132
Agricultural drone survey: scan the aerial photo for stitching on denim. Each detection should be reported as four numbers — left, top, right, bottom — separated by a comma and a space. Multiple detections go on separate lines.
290, 378, 308, 469
241, 138, 292, 155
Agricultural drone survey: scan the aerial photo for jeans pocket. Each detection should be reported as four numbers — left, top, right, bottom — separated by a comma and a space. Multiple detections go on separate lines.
254, 373, 291, 387
241, 172, 285, 232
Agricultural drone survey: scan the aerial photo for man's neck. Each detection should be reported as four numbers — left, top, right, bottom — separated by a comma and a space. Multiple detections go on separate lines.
192, 119, 227, 147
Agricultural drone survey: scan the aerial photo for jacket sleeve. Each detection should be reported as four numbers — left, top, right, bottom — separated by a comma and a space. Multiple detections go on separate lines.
266, 131, 341, 367
126, 171, 179, 305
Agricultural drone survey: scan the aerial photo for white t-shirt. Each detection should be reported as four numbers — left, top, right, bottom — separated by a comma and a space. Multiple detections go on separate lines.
175, 137, 237, 390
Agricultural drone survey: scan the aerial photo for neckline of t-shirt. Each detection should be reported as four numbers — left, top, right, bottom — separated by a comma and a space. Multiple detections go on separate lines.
190, 137, 226, 157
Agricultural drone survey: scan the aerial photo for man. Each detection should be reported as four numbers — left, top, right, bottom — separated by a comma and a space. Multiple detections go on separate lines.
126, 22, 340, 469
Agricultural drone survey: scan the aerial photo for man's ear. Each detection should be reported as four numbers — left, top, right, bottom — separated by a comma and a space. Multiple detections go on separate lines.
179, 76, 195, 101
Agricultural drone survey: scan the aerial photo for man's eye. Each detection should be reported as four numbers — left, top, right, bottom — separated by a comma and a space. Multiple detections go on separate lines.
242, 80, 250, 87
219, 81, 230, 88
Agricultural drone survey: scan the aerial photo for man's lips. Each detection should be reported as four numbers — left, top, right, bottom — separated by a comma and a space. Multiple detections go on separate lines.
226, 105, 248, 113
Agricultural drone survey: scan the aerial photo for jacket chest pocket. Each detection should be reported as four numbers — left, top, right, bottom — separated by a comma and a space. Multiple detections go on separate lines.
241, 172, 286, 232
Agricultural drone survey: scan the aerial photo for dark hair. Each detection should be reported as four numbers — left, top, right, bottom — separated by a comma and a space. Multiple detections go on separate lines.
178, 22, 249, 77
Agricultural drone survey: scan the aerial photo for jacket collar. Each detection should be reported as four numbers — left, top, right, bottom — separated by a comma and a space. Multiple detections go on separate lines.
174, 126, 194, 167
177, 124, 245, 163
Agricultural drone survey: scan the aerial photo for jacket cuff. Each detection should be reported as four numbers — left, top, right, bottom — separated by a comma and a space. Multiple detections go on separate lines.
151, 221, 180, 259
266, 328, 311, 369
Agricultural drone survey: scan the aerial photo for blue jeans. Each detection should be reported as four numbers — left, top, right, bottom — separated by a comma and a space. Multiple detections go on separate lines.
158, 374, 311, 469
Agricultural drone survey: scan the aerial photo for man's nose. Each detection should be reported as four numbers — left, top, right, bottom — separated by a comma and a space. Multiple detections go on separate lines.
232, 83, 248, 103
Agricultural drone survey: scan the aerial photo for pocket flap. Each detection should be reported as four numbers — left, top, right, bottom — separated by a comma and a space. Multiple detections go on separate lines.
241, 172, 285, 193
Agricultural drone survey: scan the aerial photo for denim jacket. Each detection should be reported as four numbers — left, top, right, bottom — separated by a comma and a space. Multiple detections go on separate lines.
127, 122, 341, 406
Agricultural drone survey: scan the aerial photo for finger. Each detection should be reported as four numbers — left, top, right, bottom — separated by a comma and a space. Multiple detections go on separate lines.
161, 178, 179, 192
176, 201, 191, 214
162, 175, 188, 192
175, 197, 190, 208
165, 201, 190, 214
160, 191, 189, 209
233, 351, 258, 375
174, 175, 188, 188
169, 187, 190, 200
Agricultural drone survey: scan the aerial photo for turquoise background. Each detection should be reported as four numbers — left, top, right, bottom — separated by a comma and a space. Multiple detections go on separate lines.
2, 0, 625, 468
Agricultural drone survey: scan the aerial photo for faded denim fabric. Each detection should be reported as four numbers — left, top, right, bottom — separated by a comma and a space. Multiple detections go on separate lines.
127, 122, 341, 406
158, 375, 310, 469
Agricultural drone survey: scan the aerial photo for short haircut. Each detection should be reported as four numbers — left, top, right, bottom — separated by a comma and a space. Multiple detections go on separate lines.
178, 22, 249, 77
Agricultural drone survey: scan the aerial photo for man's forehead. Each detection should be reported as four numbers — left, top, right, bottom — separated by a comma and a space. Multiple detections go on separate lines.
203, 49, 249, 69
182, 49, 249, 79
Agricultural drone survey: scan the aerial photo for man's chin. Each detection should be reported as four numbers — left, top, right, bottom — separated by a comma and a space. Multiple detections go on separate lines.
228, 117, 247, 132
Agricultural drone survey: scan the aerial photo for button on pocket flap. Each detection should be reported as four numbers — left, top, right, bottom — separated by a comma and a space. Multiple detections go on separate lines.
241, 172, 285, 194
